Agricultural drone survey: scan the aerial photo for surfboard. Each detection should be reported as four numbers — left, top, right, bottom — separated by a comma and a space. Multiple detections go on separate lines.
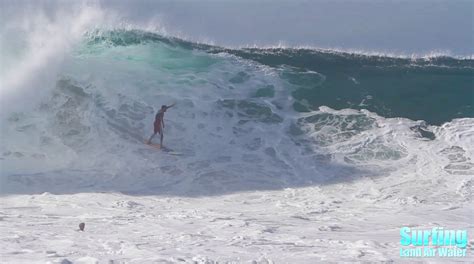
161, 147, 183, 156
145, 142, 182, 155
145, 141, 162, 149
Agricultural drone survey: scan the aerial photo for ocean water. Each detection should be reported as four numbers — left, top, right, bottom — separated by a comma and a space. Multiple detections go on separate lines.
1, 28, 473, 196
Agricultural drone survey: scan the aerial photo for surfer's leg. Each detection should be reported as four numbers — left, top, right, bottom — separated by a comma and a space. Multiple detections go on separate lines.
160, 131, 164, 146
147, 133, 156, 144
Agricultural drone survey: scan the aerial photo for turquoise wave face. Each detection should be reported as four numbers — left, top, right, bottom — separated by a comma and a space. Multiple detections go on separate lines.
84, 30, 474, 125
224, 49, 474, 125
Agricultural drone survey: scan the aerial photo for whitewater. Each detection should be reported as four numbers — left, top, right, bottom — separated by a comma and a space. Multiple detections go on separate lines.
1, 4, 473, 263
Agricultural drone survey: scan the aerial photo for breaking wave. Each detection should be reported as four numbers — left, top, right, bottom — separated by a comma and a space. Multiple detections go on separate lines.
1, 28, 473, 196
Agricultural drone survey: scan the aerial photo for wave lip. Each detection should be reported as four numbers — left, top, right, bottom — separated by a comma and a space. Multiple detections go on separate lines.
83, 29, 474, 61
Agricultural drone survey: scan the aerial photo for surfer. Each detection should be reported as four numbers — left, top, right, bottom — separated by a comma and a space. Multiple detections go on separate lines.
147, 103, 175, 147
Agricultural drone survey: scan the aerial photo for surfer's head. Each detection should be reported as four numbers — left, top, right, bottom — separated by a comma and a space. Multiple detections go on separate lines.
161, 105, 167, 111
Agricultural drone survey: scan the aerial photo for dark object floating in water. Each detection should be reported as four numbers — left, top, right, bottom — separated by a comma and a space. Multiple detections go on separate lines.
410, 125, 435, 140
79, 222, 85, 231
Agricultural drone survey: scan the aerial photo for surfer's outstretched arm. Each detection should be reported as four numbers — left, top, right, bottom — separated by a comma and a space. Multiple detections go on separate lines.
166, 103, 176, 109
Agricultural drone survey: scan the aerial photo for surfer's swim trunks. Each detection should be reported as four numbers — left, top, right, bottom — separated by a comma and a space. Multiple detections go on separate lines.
154, 122, 161, 134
